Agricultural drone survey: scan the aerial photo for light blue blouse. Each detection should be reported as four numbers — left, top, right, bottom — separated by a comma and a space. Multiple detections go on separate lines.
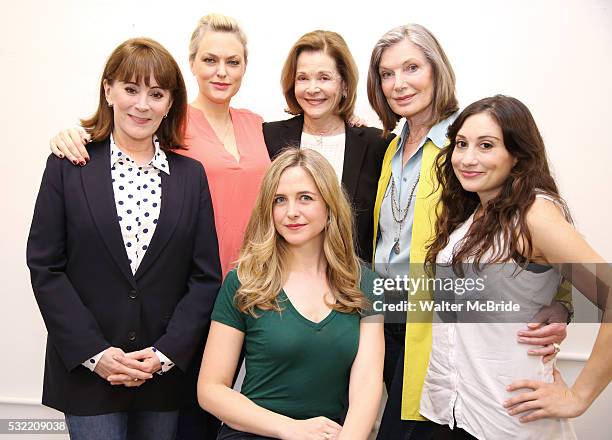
374, 117, 453, 279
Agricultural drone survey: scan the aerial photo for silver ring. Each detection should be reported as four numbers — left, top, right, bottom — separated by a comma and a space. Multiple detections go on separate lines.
133, 378, 139, 382
553, 343, 561, 354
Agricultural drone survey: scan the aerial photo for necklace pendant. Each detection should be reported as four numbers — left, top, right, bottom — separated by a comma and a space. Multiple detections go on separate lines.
393, 240, 400, 255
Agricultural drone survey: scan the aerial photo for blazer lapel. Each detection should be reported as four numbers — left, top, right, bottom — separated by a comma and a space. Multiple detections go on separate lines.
341, 124, 368, 200
134, 154, 185, 280
282, 116, 303, 149
81, 139, 136, 288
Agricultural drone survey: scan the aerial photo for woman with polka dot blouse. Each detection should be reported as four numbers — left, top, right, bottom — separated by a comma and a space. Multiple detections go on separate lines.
26, 38, 222, 440
49, 13, 271, 280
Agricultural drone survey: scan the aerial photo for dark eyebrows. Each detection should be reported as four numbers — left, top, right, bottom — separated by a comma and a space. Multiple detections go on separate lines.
455, 133, 501, 141
477, 135, 501, 141
123, 81, 164, 90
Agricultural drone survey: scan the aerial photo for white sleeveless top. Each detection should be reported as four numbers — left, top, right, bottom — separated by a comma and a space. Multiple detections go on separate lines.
420, 195, 577, 439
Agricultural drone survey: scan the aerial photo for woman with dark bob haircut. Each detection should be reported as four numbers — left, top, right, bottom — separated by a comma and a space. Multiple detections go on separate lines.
422, 95, 611, 439
27, 37, 221, 440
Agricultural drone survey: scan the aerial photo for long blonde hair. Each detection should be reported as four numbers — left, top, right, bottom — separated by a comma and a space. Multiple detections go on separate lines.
235, 149, 367, 316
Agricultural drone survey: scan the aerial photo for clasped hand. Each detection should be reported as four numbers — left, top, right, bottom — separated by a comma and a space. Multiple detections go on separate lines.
93, 347, 161, 388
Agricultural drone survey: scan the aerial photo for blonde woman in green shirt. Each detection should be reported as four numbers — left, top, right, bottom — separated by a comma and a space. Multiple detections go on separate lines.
198, 148, 384, 440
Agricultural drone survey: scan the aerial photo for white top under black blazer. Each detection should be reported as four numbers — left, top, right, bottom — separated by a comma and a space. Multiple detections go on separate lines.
26, 138, 222, 415
263, 115, 394, 262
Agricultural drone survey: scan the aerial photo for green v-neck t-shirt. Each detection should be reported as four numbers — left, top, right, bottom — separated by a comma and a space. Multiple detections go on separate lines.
210, 267, 381, 421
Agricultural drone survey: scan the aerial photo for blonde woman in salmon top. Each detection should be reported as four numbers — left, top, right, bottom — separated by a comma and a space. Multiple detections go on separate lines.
183, 15, 270, 277
49, 14, 270, 278
48, 13, 270, 440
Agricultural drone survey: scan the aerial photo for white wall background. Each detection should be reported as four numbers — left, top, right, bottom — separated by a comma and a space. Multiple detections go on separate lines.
1, 0, 610, 438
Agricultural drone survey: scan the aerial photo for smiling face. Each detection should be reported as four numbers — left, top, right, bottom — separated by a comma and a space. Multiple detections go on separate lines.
451, 112, 517, 205
104, 77, 172, 147
272, 165, 328, 251
190, 31, 246, 105
294, 50, 345, 122
379, 38, 434, 123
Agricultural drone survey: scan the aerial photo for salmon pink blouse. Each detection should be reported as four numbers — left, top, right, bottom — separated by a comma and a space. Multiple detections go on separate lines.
178, 105, 270, 277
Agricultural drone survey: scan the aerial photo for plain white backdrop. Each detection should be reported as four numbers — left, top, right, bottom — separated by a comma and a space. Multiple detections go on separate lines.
1, 0, 610, 437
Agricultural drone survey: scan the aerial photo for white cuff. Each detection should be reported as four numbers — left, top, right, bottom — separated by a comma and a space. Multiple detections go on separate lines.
82, 350, 105, 372
151, 347, 175, 375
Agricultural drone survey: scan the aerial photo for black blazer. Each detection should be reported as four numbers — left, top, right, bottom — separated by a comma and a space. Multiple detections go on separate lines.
263, 115, 394, 262
26, 139, 222, 415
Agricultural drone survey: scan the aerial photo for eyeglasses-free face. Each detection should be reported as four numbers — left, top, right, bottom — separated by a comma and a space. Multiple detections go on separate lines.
294, 50, 346, 122
190, 31, 246, 105
451, 112, 517, 205
379, 38, 434, 123
273, 166, 328, 251
104, 77, 172, 149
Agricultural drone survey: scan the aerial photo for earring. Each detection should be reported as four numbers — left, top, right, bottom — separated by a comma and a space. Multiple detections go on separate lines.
163, 113, 168, 119
107, 102, 113, 108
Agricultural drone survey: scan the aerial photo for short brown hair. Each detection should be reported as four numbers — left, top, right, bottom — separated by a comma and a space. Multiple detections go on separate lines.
281, 30, 358, 120
367, 24, 458, 135
81, 37, 188, 150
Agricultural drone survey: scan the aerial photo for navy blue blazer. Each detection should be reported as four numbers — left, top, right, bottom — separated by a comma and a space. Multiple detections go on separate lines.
26, 139, 222, 415
263, 115, 394, 262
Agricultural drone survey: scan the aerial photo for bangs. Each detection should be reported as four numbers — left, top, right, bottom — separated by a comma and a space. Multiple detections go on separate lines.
109, 45, 177, 90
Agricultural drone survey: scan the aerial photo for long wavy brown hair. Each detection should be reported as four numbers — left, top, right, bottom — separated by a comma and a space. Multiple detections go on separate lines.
234, 148, 368, 316
426, 95, 571, 275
